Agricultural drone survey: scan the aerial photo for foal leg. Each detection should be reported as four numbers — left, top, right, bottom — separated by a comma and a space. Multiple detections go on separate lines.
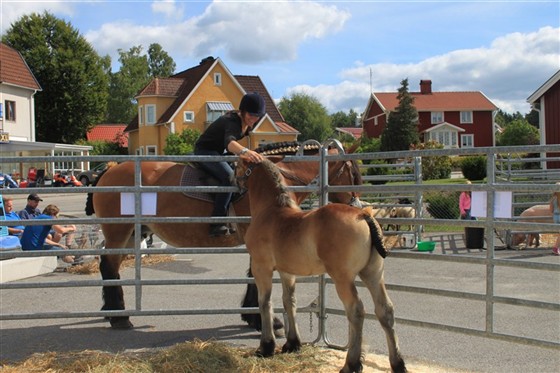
332, 278, 365, 373
279, 272, 302, 353
253, 266, 276, 357
359, 261, 406, 373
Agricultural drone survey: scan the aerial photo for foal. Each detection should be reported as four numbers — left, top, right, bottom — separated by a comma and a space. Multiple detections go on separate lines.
235, 158, 406, 373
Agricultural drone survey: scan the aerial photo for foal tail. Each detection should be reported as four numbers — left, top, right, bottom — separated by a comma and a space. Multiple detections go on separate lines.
362, 210, 388, 259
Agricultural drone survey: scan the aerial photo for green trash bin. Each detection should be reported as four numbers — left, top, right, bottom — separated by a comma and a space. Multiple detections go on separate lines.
465, 227, 485, 249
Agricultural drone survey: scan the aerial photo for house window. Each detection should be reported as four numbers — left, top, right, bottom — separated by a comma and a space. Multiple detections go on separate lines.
429, 130, 458, 149
461, 134, 474, 148
146, 145, 157, 156
460, 111, 473, 124
374, 117, 378, 126
136, 147, 144, 155
214, 73, 222, 86
431, 111, 443, 124
145, 105, 156, 125
206, 101, 234, 123
5, 100, 15, 121
183, 111, 194, 123
138, 106, 144, 126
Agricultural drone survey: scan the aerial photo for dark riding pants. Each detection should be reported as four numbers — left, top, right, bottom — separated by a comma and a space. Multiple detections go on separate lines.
194, 149, 234, 217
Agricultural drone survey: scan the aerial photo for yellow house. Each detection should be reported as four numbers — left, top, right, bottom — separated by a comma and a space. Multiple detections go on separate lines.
125, 56, 299, 155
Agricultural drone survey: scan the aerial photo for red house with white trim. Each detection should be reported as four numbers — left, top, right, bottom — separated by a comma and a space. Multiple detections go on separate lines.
362, 80, 498, 148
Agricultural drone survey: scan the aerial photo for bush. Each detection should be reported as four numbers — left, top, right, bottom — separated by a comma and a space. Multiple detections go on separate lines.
426, 192, 460, 219
409, 141, 452, 180
461, 156, 487, 181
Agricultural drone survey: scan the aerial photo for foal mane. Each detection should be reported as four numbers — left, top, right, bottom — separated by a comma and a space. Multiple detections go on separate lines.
259, 159, 300, 209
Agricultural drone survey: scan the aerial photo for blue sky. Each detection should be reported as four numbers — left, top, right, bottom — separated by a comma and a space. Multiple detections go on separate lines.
2, 1, 559, 115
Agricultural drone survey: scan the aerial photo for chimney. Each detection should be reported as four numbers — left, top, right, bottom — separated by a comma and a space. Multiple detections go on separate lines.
420, 80, 432, 94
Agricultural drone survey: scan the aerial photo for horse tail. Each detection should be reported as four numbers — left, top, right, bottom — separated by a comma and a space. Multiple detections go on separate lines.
361, 209, 388, 259
85, 162, 116, 216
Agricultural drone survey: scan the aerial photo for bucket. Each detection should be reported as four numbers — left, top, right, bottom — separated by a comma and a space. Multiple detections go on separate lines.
465, 227, 485, 249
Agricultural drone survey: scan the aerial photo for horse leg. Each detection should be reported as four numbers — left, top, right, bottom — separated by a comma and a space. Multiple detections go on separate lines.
279, 272, 301, 353
359, 262, 406, 373
100, 253, 132, 329
253, 265, 276, 357
100, 225, 134, 329
241, 259, 284, 335
331, 277, 365, 373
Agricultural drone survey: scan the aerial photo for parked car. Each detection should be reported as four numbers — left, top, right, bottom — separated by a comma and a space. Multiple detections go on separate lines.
77, 163, 107, 186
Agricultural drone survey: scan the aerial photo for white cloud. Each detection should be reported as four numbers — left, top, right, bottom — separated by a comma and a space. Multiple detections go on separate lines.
0, 1, 74, 33
299, 27, 560, 114
151, 0, 184, 20
85, 1, 350, 64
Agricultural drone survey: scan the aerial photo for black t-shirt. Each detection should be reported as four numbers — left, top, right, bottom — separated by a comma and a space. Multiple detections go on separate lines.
194, 112, 248, 153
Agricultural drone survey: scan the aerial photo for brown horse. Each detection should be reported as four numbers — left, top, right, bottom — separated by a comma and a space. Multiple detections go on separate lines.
86, 142, 363, 329
235, 157, 406, 373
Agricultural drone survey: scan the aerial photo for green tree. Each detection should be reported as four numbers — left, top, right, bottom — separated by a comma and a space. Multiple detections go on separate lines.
148, 43, 176, 78
3, 11, 109, 143
107, 44, 176, 124
380, 78, 419, 152
497, 118, 540, 146
331, 109, 359, 128
163, 128, 200, 155
525, 109, 539, 128
278, 92, 333, 142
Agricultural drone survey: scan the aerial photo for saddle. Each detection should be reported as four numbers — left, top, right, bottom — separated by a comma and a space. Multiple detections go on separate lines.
180, 163, 242, 203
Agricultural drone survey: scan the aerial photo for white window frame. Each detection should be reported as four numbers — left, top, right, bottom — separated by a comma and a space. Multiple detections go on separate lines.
431, 111, 443, 124
183, 111, 195, 123
460, 111, 473, 124
428, 129, 459, 149
138, 105, 144, 126
136, 147, 144, 155
214, 73, 222, 86
146, 145, 157, 156
145, 104, 156, 125
461, 134, 474, 148
5, 100, 16, 121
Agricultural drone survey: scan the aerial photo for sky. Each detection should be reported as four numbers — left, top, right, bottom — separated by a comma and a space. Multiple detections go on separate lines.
1, 0, 559, 115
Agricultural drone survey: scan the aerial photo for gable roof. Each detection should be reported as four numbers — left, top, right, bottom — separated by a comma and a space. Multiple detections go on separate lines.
125, 57, 298, 135
335, 127, 363, 139
422, 121, 465, 133
0, 42, 41, 91
373, 91, 497, 112
527, 69, 560, 104
87, 124, 128, 147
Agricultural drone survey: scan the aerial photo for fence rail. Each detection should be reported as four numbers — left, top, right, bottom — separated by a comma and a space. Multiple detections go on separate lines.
1, 143, 559, 350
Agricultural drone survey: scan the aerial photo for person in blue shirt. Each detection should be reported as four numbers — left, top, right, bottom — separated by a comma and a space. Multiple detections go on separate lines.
18, 193, 42, 220
20, 204, 76, 263
2, 197, 24, 236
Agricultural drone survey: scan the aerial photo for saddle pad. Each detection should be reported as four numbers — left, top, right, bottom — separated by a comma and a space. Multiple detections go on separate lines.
180, 163, 218, 203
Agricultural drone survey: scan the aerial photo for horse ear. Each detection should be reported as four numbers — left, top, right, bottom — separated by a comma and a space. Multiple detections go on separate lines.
266, 155, 285, 164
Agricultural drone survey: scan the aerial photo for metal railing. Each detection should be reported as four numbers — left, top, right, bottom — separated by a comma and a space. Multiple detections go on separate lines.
0, 143, 559, 350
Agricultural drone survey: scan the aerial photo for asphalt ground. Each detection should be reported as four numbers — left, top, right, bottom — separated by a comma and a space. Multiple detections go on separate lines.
1, 191, 559, 372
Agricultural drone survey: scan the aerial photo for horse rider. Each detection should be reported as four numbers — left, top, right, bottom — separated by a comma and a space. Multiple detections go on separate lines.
194, 92, 265, 237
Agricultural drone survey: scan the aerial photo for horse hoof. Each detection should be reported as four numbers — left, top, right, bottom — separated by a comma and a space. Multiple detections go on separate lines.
110, 318, 134, 329
256, 340, 275, 357
281, 339, 302, 353
273, 316, 284, 330
339, 361, 363, 373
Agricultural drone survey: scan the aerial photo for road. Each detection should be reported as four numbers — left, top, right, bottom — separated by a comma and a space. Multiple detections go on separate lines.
1, 191, 559, 372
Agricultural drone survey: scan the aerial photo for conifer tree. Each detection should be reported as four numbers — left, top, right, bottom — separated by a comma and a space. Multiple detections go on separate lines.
380, 78, 419, 152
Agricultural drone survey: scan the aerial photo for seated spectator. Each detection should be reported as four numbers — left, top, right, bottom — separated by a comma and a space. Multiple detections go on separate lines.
2, 197, 25, 237
18, 193, 43, 219
20, 204, 77, 264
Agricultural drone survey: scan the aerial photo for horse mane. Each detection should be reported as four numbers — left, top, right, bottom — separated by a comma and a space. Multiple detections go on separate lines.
254, 141, 320, 156
85, 162, 117, 216
259, 159, 300, 209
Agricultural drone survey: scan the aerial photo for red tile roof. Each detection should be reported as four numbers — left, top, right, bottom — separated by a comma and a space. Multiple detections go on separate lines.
234, 75, 285, 124
87, 124, 128, 147
374, 91, 497, 111
0, 42, 41, 91
336, 127, 363, 139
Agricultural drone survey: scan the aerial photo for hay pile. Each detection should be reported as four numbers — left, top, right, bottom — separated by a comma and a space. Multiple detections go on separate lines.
0, 339, 468, 373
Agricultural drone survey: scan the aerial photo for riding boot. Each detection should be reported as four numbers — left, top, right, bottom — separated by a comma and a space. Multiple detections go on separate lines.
209, 224, 230, 237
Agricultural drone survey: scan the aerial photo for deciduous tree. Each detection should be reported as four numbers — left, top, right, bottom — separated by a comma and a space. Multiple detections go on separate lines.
278, 93, 333, 142
3, 11, 109, 143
